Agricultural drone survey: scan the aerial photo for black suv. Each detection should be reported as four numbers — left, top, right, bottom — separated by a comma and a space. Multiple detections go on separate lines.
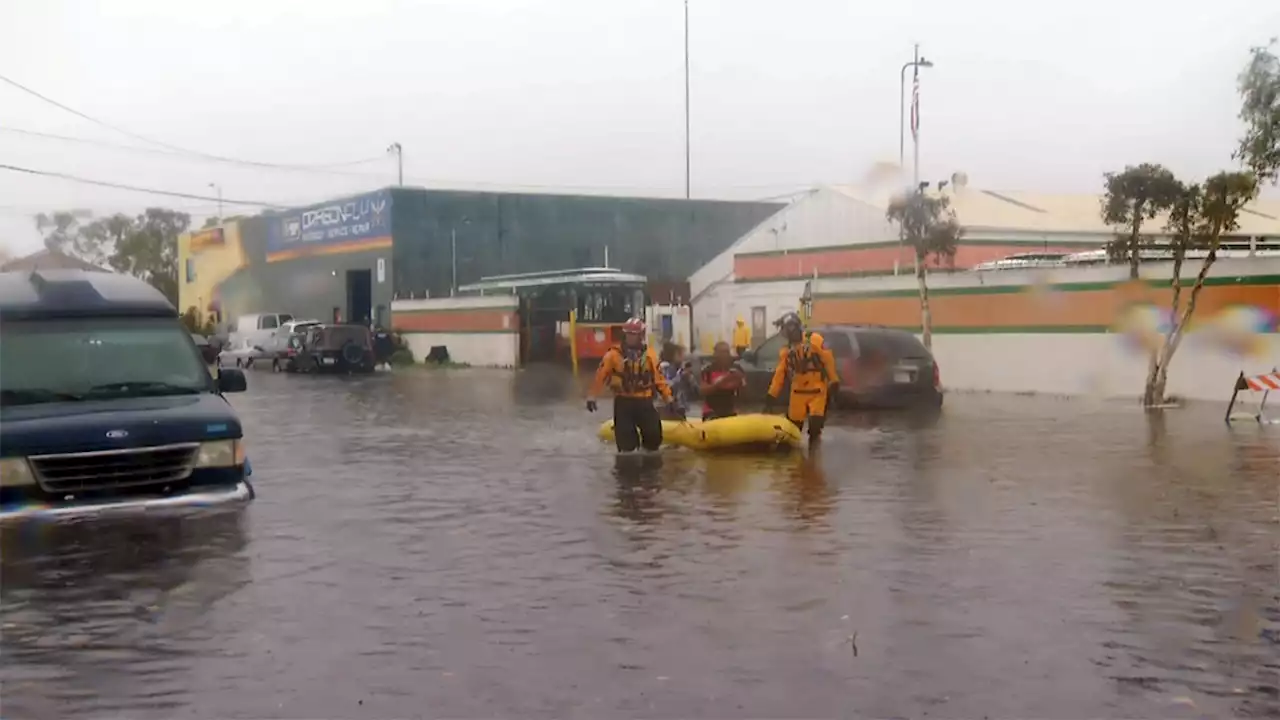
285, 324, 376, 374
729, 324, 943, 411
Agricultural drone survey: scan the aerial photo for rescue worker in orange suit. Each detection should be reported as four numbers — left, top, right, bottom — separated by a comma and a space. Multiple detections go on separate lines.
586, 317, 684, 452
762, 312, 840, 443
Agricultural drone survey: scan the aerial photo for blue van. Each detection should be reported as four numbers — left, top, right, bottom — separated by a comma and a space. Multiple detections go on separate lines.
0, 270, 254, 520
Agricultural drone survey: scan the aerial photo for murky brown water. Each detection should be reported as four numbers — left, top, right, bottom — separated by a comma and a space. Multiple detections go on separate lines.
2, 368, 1277, 719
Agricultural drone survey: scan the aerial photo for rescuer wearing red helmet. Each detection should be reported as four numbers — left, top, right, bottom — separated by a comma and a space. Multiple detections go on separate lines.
586, 317, 683, 452
763, 311, 840, 443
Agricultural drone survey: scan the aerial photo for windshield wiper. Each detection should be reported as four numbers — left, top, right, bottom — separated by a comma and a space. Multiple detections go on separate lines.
84, 381, 204, 397
0, 388, 86, 405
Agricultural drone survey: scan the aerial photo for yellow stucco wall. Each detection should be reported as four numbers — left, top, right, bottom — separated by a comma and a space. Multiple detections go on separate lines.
177, 223, 247, 323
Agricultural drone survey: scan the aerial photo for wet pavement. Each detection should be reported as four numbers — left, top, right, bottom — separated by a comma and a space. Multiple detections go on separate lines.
2, 368, 1277, 719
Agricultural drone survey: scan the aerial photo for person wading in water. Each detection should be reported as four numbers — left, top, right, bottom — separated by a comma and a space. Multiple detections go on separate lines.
586, 317, 684, 452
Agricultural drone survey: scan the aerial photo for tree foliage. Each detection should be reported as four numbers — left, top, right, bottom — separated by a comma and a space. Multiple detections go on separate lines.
1236, 39, 1280, 184
33, 207, 191, 304
885, 191, 963, 267
1100, 163, 1182, 279
885, 190, 964, 349
1140, 170, 1257, 406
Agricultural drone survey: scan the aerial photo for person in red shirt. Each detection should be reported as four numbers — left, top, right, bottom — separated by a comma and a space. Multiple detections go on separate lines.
698, 341, 745, 421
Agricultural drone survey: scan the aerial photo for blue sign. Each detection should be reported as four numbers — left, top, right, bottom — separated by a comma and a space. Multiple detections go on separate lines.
266, 189, 393, 262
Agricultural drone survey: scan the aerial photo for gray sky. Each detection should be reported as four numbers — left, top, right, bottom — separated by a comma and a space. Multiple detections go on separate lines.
2, 0, 1277, 255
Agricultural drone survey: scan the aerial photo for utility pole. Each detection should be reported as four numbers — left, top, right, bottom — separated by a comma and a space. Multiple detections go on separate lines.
387, 142, 403, 186
451, 216, 470, 296
207, 182, 223, 222
683, 0, 691, 199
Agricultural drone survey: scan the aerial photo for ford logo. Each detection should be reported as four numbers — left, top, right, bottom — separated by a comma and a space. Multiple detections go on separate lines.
105, 429, 129, 439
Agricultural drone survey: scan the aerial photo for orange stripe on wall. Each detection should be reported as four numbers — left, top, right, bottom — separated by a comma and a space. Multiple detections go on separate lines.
265, 236, 393, 263
812, 283, 1279, 329
734, 244, 1087, 280
393, 309, 517, 333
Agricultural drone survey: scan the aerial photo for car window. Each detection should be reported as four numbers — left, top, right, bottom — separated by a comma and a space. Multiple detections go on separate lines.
259, 315, 279, 330
1, 318, 212, 404
822, 330, 857, 358
279, 314, 294, 324
753, 332, 787, 362
855, 331, 929, 360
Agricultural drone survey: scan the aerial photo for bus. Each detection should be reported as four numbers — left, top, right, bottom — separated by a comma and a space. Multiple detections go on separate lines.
457, 268, 648, 364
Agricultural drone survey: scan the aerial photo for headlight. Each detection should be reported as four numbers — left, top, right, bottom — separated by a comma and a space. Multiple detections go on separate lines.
0, 457, 36, 487
195, 439, 246, 468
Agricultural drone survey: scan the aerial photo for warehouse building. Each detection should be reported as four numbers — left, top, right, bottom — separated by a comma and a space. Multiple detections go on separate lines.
689, 182, 1280, 349
179, 187, 781, 329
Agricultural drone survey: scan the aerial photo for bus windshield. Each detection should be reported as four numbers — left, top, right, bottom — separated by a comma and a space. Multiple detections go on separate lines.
577, 286, 645, 323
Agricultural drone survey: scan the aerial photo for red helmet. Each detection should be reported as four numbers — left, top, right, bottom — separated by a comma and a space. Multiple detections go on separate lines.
621, 317, 646, 335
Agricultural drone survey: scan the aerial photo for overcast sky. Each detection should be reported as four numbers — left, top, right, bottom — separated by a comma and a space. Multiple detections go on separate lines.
1, 0, 1276, 255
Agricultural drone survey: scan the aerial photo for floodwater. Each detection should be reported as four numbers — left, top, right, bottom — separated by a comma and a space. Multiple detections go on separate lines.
2, 368, 1277, 719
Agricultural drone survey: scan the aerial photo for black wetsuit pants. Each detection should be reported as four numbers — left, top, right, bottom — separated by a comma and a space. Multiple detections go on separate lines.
613, 396, 663, 452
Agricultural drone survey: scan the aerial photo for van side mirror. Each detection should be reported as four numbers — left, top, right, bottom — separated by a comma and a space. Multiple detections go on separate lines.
217, 368, 248, 394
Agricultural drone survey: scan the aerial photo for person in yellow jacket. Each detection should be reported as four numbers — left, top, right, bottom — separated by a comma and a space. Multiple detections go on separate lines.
732, 316, 752, 357
586, 317, 684, 452
763, 312, 840, 442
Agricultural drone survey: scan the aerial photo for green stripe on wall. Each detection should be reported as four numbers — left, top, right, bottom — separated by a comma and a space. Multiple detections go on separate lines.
815, 274, 1280, 299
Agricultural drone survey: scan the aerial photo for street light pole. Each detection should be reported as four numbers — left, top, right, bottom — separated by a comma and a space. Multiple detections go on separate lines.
896, 46, 933, 277
897, 45, 933, 177
387, 142, 403, 186
683, 0, 691, 199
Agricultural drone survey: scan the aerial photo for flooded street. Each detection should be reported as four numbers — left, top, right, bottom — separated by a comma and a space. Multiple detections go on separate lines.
2, 368, 1277, 719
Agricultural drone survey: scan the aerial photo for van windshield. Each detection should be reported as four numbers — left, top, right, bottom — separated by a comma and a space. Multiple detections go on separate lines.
0, 317, 213, 406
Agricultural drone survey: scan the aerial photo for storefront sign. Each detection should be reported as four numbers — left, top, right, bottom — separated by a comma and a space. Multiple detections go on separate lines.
266, 189, 393, 262
189, 227, 225, 252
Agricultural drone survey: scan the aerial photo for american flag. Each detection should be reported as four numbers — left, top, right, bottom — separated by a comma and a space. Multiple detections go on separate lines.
910, 66, 920, 142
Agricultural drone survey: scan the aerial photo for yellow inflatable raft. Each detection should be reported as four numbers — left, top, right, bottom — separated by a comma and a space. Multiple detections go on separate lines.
598, 413, 802, 452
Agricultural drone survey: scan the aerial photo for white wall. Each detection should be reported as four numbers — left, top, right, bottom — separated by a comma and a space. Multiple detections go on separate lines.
689, 187, 898, 302
645, 304, 692, 349
392, 295, 519, 368
400, 332, 519, 368
692, 279, 808, 350
931, 333, 1280, 403
689, 186, 897, 350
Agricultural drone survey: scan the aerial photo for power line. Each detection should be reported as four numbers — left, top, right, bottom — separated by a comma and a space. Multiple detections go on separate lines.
0, 125, 389, 176
0, 163, 284, 207
0, 74, 389, 170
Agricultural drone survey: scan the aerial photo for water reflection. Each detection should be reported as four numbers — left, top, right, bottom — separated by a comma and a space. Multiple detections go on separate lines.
1, 511, 250, 719
611, 453, 666, 525
1, 375, 1276, 719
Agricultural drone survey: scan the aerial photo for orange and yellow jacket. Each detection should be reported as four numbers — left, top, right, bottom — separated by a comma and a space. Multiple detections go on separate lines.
767, 331, 840, 398
732, 318, 752, 349
590, 345, 673, 401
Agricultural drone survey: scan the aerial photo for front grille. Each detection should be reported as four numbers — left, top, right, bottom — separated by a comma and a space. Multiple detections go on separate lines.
30, 443, 199, 495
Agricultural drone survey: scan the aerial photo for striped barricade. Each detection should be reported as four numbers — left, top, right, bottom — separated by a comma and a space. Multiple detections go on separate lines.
1225, 369, 1279, 424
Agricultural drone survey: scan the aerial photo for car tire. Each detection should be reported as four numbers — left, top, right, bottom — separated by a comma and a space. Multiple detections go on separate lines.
340, 341, 364, 366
